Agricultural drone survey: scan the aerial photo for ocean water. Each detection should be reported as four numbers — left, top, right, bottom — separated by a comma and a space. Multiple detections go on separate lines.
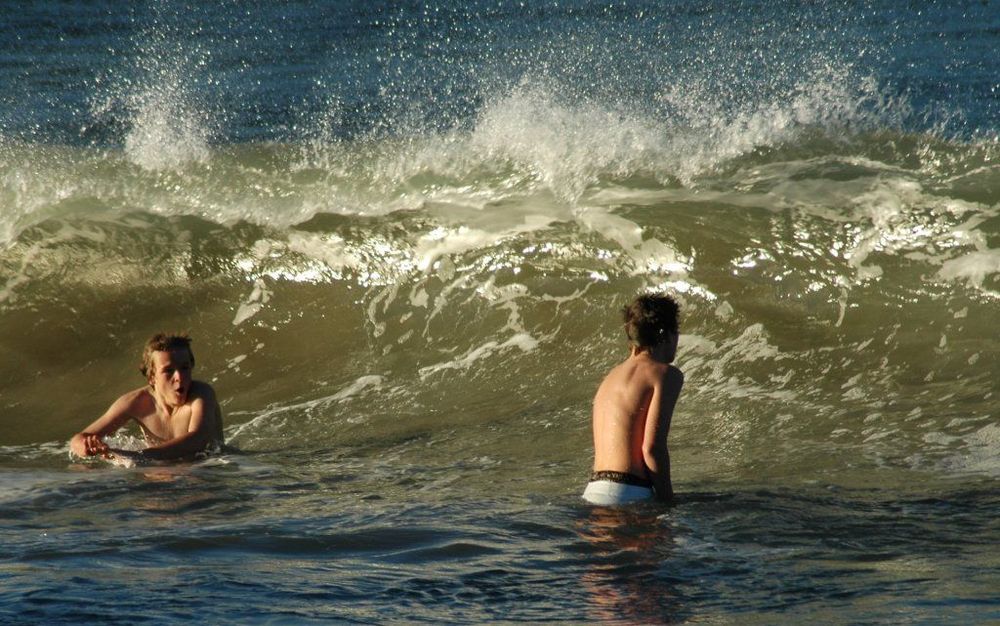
2, 0, 999, 623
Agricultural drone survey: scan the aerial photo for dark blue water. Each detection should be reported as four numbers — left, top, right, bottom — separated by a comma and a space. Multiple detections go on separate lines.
4, 0, 998, 145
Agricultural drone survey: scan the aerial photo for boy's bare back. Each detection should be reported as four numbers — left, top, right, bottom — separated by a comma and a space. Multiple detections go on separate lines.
592, 352, 675, 476
585, 293, 684, 504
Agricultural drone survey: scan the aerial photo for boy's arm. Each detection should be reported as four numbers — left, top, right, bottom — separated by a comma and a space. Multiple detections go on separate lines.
69, 393, 137, 457
141, 386, 219, 460
642, 366, 684, 502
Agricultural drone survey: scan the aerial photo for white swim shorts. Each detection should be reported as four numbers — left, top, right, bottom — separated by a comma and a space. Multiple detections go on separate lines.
582, 471, 655, 505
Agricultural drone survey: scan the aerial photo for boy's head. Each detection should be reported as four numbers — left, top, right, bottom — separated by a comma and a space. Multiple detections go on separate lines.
140, 333, 195, 382
622, 293, 680, 350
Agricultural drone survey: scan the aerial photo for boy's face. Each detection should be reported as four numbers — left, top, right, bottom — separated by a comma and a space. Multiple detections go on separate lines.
148, 348, 193, 406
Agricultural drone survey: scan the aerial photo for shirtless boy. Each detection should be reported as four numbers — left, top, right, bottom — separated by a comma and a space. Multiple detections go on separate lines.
583, 293, 684, 505
69, 333, 224, 461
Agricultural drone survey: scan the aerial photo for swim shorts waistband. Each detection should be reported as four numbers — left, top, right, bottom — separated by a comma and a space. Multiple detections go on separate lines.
589, 470, 652, 488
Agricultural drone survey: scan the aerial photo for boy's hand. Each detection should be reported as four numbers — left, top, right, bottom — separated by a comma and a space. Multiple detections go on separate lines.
71, 433, 110, 458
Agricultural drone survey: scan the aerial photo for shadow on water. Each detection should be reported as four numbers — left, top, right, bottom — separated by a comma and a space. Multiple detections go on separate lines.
573, 503, 690, 625
562, 486, 1000, 624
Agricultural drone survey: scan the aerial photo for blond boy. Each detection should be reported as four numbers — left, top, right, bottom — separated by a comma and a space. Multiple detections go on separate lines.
70, 333, 223, 461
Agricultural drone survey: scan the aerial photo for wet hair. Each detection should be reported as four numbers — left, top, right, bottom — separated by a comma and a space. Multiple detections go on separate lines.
139, 333, 195, 379
622, 293, 680, 349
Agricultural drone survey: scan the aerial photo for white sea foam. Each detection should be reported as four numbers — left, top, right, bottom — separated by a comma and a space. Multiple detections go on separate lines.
937, 249, 1000, 291
122, 63, 212, 171
940, 423, 1000, 477
418, 332, 538, 379
285, 56, 899, 223
232, 278, 273, 326
226, 375, 386, 442
413, 225, 519, 273
470, 80, 661, 200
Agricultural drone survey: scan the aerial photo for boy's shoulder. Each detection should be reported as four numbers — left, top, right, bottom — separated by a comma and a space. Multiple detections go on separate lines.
638, 359, 683, 384
119, 386, 154, 405
631, 354, 669, 373
190, 379, 217, 395
110, 386, 156, 417
662, 364, 684, 387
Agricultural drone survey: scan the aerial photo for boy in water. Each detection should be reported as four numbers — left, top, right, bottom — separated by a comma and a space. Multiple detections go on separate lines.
583, 293, 684, 505
69, 333, 224, 461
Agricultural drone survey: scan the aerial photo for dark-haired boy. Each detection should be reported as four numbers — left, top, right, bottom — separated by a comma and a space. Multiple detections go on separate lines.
583, 293, 684, 505
69, 333, 224, 461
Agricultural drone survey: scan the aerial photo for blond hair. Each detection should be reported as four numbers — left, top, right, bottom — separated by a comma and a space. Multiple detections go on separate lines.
139, 333, 195, 379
